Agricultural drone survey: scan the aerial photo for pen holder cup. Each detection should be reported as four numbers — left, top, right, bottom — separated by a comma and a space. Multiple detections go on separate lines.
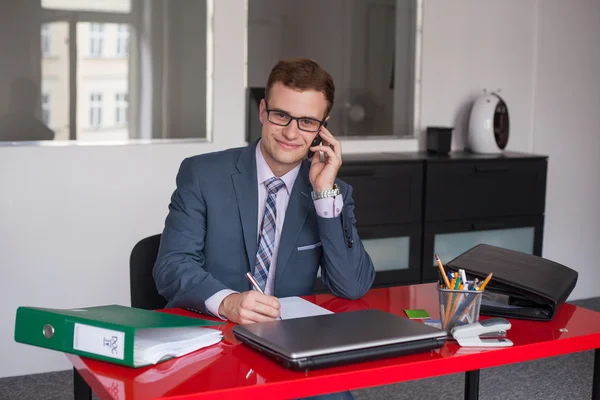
437, 286, 484, 332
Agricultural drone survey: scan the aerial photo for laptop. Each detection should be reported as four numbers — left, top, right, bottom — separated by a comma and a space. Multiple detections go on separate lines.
232, 308, 447, 371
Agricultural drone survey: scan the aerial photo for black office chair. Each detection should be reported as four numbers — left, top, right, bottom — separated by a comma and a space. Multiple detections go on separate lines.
130, 234, 168, 310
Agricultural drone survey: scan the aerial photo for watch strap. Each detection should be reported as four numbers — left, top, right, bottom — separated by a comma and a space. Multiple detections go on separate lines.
311, 184, 340, 200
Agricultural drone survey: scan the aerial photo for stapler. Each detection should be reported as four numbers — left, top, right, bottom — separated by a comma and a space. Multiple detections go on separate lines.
450, 318, 514, 347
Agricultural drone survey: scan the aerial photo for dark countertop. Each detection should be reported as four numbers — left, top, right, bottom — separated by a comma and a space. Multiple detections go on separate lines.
342, 151, 548, 164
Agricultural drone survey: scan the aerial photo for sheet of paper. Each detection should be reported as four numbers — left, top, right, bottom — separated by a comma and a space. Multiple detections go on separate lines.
278, 297, 333, 320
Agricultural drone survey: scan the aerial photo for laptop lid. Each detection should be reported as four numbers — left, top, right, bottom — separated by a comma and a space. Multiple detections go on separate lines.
232, 309, 446, 360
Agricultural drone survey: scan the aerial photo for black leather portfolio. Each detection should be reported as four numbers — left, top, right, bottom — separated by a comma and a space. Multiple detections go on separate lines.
446, 244, 578, 321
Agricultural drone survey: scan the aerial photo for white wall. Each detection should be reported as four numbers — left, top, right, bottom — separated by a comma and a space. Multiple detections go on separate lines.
1, 0, 599, 378
531, 0, 600, 302
420, 0, 538, 152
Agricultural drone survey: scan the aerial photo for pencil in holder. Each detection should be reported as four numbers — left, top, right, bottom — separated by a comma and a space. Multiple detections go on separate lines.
437, 286, 483, 332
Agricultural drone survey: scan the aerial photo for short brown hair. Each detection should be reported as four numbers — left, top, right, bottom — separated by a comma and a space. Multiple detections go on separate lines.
265, 58, 335, 119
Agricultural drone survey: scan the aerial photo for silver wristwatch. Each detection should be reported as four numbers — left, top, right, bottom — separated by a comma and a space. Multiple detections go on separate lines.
311, 184, 340, 200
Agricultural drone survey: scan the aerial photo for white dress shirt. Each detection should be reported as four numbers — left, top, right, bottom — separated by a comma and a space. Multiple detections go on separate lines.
204, 144, 344, 318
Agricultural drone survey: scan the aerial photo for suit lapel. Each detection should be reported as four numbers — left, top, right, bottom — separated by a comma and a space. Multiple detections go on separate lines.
275, 161, 312, 287
231, 142, 259, 272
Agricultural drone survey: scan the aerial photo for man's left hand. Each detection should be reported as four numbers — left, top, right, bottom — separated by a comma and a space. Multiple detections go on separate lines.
309, 126, 342, 191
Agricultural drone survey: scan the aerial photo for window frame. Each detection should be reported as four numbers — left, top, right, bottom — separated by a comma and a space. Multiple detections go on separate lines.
41, 7, 134, 141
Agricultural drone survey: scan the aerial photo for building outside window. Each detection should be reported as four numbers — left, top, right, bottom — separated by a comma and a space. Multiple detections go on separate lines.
116, 24, 129, 57
89, 93, 103, 128
41, 94, 51, 126
88, 23, 104, 56
115, 92, 128, 125
41, 24, 52, 56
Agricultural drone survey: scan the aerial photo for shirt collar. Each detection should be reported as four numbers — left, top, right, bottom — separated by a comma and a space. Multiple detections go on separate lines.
255, 142, 300, 195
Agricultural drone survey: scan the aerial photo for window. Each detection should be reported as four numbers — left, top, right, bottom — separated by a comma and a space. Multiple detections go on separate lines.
33, 0, 210, 142
115, 93, 128, 125
88, 23, 104, 57
247, 0, 419, 138
116, 24, 129, 57
41, 94, 51, 126
41, 24, 51, 56
89, 93, 103, 128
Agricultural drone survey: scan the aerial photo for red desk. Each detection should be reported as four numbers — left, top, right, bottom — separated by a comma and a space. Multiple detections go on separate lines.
67, 283, 600, 400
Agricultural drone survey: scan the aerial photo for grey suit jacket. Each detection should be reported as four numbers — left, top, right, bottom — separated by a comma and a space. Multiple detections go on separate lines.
153, 140, 375, 314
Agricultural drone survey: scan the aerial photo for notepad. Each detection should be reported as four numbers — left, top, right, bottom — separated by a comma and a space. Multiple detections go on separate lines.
279, 297, 333, 320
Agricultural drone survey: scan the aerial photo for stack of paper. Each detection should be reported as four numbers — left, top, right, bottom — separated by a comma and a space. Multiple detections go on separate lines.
133, 327, 223, 366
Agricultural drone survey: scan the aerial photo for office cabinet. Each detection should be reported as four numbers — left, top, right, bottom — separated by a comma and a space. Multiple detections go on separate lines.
314, 154, 424, 293
314, 151, 548, 292
421, 153, 547, 283
424, 158, 547, 221
337, 154, 423, 226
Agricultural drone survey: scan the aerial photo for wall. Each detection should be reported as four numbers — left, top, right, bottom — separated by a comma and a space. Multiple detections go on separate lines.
531, 0, 600, 302
1, 0, 599, 378
420, 0, 538, 152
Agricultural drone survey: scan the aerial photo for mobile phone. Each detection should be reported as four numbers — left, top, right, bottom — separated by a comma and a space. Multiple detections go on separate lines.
307, 122, 327, 159
307, 134, 322, 159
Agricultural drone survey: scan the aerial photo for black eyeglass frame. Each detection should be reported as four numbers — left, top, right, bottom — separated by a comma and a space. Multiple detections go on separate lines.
263, 100, 327, 133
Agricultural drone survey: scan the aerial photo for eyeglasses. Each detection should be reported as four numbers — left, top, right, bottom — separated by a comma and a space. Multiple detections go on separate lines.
264, 101, 325, 133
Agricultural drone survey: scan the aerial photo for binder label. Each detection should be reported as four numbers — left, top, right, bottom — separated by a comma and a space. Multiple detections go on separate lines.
73, 323, 125, 360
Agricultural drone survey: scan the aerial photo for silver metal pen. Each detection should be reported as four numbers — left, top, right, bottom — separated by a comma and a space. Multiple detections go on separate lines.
245, 272, 265, 294
244, 272, 281, 320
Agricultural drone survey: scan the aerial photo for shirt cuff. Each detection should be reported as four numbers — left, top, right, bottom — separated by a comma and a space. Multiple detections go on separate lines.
205, 289, 238, 320
314, 194, 344, 218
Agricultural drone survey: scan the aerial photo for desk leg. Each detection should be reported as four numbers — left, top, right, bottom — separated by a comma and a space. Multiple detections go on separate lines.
593, 349, 600, 400
464, 369, 480, 400
73, 367, 92, 400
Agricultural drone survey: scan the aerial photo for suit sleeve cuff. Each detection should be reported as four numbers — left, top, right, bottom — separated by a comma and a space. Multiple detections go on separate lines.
314, 195, 344, 218
205, 289, 238, 320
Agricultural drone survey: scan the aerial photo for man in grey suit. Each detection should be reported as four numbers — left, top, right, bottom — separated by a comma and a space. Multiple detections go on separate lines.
154, 58, 373, 399
154, 58, 374, 327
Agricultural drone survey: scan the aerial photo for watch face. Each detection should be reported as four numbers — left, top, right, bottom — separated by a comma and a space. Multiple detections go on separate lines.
493, 97, 509, 149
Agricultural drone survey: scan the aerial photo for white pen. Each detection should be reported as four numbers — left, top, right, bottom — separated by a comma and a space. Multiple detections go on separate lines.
460, 269, 468, 289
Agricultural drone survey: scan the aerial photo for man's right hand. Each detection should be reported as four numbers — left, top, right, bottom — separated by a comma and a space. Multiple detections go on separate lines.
218, 291, 281, 324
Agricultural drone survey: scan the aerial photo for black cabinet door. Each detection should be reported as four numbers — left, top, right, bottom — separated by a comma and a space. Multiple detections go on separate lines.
338, 162, 423, 227
313, 223, 422, 293
425, 159, 547, 221
421, 215, 544, 282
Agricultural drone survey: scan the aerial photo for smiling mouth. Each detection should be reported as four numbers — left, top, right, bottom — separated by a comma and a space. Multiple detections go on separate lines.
277, 141, 300, 150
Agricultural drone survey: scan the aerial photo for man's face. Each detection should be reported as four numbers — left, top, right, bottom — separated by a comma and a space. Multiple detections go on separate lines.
259, 82, 328, 174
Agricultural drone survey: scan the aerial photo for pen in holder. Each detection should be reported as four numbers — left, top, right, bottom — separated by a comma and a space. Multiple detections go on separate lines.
437, 285, 484, 332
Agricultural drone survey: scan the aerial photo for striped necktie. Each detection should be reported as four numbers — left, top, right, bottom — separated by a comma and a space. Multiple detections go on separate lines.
253, 177, 285, 292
